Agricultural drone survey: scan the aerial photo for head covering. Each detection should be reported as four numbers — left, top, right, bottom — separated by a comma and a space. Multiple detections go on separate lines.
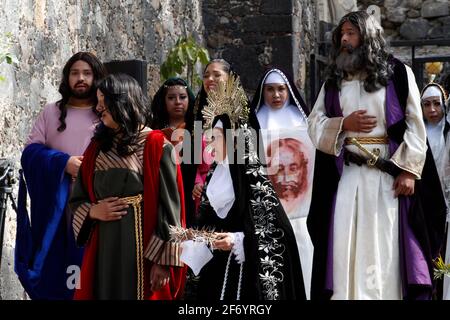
420, 82, 450, 191
264, 71, 287, 85
249, 68, 308, 130
421, 82, 448, 111
214, 119, 223, 129
422, 85, 443, 100
249, 68, 309, 130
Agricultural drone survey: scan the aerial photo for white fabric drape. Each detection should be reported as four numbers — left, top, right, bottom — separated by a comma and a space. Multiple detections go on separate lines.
308, 66, 427, 299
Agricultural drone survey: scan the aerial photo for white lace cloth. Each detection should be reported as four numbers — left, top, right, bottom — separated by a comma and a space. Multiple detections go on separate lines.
230, 232, 245, 264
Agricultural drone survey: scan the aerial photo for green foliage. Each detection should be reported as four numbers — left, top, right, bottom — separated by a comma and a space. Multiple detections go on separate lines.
0, 32, 18, 81
160, 36, 210, 91
433, 255, 450, 280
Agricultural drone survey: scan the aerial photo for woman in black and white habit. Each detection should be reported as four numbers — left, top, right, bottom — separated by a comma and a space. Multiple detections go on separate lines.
421, 83, 450, 191
181, 73, 306, 300
249, 68, 315, 299
421, 83, 450, 300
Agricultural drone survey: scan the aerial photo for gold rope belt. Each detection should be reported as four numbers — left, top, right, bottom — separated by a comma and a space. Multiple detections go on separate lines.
121, 194, 144, 300
345, 136, 389, 145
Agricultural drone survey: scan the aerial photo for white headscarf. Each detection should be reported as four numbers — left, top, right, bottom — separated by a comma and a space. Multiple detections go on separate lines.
256, 70, 307, 129
422, 85, 447, 190
205, 120, 235, 219
422, 85, 442, 100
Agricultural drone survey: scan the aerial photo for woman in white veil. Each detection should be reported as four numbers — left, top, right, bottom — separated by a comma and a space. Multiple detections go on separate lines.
421, 83, 450, 299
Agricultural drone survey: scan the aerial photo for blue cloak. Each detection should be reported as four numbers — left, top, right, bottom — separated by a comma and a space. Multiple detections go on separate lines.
15, 143, 83, 299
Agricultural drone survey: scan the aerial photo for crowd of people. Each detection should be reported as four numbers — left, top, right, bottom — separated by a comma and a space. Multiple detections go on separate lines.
13, 10, 450, 300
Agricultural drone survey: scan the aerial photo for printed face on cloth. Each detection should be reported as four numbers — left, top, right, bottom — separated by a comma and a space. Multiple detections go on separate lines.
250, 68, 314, 219
267, 138, 308, 201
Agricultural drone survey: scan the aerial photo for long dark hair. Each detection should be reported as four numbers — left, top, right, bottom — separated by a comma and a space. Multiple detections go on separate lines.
57, 51, 108, 132
194, 59, 232, 122
150, 77, 196, 133
326, 11, 393, 92
94, 73, 152, 156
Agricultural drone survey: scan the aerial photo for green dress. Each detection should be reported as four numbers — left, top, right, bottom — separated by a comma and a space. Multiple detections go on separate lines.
70, 128, 183, 300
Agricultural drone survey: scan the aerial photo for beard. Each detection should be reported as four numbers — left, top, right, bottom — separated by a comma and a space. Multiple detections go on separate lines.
272, 180, 301, 200
70, 82, 95, 100
335, 45, 365, 74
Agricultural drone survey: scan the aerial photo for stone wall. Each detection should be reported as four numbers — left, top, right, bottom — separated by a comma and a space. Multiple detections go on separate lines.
293, 0, 316, 106
202, 0, 316, 99
0, 0, 204, 300
357, 0, 450, 41
3, 0, 449, 300
357, 1, 450, 88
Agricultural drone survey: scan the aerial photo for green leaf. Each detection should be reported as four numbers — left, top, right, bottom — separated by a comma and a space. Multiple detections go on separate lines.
160, 64, 168, 80
194, 74, 202, 87
160, 35, 210, 91
198, 48, 210, 64
185, 46, 196, 63
177, 46, 186, 65
174, 62, 183, 75
5, 55, 12, 64
0, 75, 5, 81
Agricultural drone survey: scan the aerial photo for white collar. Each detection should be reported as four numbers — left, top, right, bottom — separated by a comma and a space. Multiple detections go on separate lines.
206, 160, 235, 219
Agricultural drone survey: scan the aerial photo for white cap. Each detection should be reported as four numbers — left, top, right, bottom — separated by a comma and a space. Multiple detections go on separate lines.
264, 71, 286, 85
214, 119, 223, 129
422, 85, 443, 100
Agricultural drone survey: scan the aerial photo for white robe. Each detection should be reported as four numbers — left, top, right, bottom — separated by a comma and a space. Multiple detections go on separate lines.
445, 105, 450, 300
257, 102, 314, 300
444, 220, 450, 300
442, 120, 450, 300
308, 66, 427, 300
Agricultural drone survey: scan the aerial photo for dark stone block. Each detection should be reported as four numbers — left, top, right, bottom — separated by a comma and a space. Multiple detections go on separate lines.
261, 0, 292, 15
428, 25, 450, 39
203, 13, 219, 29
270, 35, 293, 73
399, 18, 430, 40
230, 4, 255, 17
437, 16, 450, 26
222, 45, 263, 91
227, 21, 239, 32
242, 32, 267, 45
421, 0, 449, 19
243, 15, 292, 33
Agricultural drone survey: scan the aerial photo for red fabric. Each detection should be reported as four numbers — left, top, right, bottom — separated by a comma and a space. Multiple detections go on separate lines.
160, 122, 185, 146
74, 132, 186, 300
145, 131, 187, 300
73, 140, 99, 300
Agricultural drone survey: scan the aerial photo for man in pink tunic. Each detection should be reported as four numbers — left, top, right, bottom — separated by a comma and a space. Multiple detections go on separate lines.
15, 52, 107, 300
